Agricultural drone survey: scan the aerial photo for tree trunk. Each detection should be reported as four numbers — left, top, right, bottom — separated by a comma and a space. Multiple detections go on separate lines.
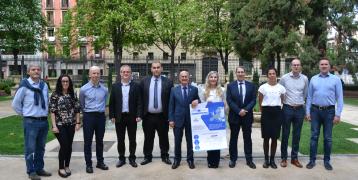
112, 26, 123, 82
13, 48, 19, 75
276, 52, 281, 76
170, 48, 175, 82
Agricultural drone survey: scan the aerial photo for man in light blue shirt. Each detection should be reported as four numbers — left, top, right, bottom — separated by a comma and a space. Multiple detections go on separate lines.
12, 64, 52, 180
306, 58, 344, 171
79, 66, 108, 173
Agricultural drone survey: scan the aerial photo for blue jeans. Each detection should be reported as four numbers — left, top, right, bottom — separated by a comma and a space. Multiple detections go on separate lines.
309, 107, 335, 163
23, 117, 49, 174
281, 105, 305, 160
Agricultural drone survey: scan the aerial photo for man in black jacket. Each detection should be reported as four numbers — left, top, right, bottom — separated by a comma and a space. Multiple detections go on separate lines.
140, 61, 173, 165
109, 65, 142, 168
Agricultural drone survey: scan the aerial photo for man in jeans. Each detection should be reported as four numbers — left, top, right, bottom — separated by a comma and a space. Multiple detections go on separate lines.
12, 64, 52, 180
279, 58, 308, 168
306, 58, 344, 170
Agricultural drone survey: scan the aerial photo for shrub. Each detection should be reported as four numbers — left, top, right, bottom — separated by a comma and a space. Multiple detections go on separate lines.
229, 70, 234, 83
0, 79, 16, 95
253, 68, 260, 88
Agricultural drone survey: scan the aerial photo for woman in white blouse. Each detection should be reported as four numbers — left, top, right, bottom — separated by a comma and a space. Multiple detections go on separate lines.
258, 67, 286, 169
198, 71, 225, 168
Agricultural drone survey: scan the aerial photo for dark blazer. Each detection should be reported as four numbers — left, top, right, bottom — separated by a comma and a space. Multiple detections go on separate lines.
168, 84, 200, 128
109, 81, 142, 123
140, 76, 173, 119
226, 80, 256, 124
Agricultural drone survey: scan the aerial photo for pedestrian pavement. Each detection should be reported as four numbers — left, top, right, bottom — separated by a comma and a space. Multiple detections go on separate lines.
341, 104, 358, 126
0, 100, 16, 119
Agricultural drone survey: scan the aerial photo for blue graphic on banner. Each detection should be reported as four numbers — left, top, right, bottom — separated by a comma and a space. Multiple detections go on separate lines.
200, 102, 226, 130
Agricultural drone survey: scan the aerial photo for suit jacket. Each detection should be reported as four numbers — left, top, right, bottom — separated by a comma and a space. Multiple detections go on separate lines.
226, 80, 256, 124
140, 76, 173, 119
168, 84, 200, 128
109, 81, 142, 123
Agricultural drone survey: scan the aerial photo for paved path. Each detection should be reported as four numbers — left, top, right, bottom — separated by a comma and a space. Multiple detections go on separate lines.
341, 104, 358, 126
0, 156, 357, 180
0, 100, 15, 119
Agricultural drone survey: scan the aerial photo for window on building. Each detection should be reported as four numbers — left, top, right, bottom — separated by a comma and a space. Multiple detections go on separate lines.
148, 52, 154, 60
61, 69, 73, 75
133, 52, 139, 60
163, 52, 169, 60
61, 0, 69, 8
80, 46, 87, 59
47, 11, 54, 25
62, 11, 67, 23
46, 0, 53, 8
48, 69, 57, 77
95, 47, 102, 59
47, 28, 54, 37
180, 52, 186, 60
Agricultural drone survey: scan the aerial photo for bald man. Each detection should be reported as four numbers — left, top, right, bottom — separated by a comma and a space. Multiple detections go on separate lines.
168, 70, 200, 169
79, 66, 109, 173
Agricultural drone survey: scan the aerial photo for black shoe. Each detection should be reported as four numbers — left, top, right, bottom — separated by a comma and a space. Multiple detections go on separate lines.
172, 160, 180, 169
162, 157, 172, 165
86, 166, 93, 174
263, 160, 269, 168
58, 170, 68, 178
247, 161, 256, 169
188, 161, 195, 169
116, 160, 126, 168
129, 160, 138, 168
140, 158, 152, 165
28, 172, 41, 180
36, 170, 52, 176
229, 160, 236, 168
270, 160, 277, 169
324, 162, 333, 171
96, 163, 109, 170
306, 161, 316, 169
64, 167, 71, 176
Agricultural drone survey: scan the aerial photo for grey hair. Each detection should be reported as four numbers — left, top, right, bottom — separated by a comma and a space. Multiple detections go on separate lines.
27, 63, 41, 72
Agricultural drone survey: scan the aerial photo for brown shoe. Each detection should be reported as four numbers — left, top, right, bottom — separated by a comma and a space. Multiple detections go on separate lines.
291, 159, 303, 168
280, 160, 287, 167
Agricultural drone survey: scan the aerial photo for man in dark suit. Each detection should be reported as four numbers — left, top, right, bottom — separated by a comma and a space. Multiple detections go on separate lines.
226, 66, 257, 169
169, 70, 200, 169
109, 65, 142, 168
140, 61, 173, 165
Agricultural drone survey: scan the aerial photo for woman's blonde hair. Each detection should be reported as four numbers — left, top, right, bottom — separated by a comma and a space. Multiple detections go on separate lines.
204, 71, 223, 100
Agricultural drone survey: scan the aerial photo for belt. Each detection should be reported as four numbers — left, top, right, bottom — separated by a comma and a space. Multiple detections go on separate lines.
147, 112, 163, 115
312, 104, 335, 110
24, 116, 48, 120
284, 104, 303, 110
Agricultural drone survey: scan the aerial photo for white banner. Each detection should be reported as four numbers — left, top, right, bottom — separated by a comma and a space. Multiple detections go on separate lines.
190, 101, 227, 151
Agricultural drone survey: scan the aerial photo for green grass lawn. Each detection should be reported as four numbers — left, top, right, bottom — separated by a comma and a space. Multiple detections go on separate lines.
0, 96, 12, 102
344, 97, 358, 106
0, 115, 55, 155
285, 121, 358, 155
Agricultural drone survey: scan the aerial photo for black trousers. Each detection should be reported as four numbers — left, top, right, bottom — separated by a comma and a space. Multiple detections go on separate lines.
115, 113, 137, 161
229, 120, 253, 162
173, 120, 193, 162
55, 124, 75, 169
83, 112, 106, 167
142, 113, 170, 159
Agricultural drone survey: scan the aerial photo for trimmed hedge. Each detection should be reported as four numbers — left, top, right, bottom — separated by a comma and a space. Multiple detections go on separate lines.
343, 85, 358, 91
0, 79, 16, 95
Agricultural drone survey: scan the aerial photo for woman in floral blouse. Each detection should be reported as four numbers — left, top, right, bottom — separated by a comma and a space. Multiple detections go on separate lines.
49, 74, 81, 178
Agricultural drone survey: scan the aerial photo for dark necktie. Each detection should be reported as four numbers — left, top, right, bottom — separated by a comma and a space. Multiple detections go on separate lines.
154, 78, 158, 109
183, 86, 188, 102
239, 82, 244, 104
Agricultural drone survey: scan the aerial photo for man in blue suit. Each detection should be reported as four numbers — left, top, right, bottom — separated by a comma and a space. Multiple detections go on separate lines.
169, 70, 200, 169
226, 66, 257, 169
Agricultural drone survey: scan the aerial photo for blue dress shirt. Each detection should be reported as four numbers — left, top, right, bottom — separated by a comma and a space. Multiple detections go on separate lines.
306, 73, 344, 117
79, 81, 108, 112
12, 78, 49, 117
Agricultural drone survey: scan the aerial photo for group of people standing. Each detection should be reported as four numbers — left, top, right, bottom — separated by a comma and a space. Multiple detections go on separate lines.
12, 57, 343, 180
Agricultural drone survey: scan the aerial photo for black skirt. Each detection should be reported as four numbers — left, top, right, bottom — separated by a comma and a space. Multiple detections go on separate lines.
261, 106, 283, 139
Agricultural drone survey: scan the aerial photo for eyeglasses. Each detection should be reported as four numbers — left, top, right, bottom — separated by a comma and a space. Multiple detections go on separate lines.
61, 80, 69, 83
292, 64, 301, 67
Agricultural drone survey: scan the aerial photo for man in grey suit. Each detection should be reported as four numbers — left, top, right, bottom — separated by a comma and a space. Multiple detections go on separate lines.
168, 70, 200, 169
140, 61, 173, 165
